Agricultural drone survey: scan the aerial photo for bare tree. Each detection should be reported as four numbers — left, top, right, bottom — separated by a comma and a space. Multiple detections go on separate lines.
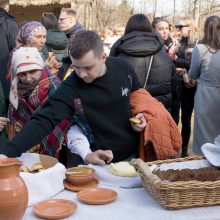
152, 0, 158, 18
173, 0, 176, 24
193, 0, 201, 28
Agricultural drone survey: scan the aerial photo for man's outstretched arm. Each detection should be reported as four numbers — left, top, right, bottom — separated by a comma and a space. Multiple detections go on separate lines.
0, 78, 75, 157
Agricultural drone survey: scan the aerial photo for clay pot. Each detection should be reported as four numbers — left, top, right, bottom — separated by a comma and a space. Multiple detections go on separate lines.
0, 158, 28, 220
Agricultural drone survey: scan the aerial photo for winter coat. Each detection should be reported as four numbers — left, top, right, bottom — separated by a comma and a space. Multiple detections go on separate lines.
0, 8, 18, 99
110, 31, 174, 112
42, 30, 68, 65
130, 88, 181, 161
65, 22, 84, 40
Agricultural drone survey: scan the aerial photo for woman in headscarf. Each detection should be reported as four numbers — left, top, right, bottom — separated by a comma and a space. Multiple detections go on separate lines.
13, 21, 60, 76
8, 47, 71, 158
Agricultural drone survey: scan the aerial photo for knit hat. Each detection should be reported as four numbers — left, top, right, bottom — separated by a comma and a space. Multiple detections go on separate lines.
10, 47, 45, 109
18, 21, 46, 45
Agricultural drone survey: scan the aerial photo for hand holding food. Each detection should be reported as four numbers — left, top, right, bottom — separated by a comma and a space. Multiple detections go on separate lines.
48, 51, 54, 59
45, 53, 61, 75
130, 113, 146, 132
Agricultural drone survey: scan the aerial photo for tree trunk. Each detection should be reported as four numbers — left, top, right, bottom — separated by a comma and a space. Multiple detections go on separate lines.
173, 0, 176, 24
193, 0, 201, 28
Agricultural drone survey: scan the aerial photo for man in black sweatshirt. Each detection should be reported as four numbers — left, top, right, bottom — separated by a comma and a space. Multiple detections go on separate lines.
0, 30, 146, 164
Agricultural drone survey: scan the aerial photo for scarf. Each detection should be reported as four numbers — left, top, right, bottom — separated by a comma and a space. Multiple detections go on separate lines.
8, 68, 71, 157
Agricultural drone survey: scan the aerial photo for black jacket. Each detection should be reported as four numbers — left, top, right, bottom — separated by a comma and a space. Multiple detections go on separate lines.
110, 31, 173, 111
175, 37, 191, 70
0, 8, 18, 99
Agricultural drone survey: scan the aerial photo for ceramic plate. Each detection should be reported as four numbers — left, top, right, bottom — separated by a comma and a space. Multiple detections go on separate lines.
64, 178, 99, 192
77, 188, 118, 205
32, 199, 77, 219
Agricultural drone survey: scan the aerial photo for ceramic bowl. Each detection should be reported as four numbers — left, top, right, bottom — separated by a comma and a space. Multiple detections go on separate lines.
65, 167, 95, 185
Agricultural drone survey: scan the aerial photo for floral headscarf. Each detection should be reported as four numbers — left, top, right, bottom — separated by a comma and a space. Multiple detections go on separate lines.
17, 21, 46, 45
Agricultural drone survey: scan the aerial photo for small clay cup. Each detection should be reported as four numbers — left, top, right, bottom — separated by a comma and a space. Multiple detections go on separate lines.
66, 167, 95, 185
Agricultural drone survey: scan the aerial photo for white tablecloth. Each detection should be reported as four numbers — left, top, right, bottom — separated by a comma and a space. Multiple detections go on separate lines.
24, 182, 220, 220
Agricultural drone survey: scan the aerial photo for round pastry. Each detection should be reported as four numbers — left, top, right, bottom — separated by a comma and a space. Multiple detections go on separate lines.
108, 161, 138, 177
129, 117, 141, 124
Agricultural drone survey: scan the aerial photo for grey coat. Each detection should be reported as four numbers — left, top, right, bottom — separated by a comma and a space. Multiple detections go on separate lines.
189, 44, 220, 155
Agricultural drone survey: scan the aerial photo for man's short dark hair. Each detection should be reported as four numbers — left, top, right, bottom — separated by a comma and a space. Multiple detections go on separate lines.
69, 30, 104, 59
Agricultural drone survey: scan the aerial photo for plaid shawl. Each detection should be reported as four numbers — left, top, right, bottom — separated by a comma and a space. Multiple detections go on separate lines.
8, 68, 71, 158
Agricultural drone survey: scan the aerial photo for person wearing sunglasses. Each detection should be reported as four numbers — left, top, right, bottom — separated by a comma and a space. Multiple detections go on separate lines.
174, 17, 197, 158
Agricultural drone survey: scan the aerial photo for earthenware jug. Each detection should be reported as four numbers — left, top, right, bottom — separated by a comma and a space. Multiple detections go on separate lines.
0, 158, 28, 220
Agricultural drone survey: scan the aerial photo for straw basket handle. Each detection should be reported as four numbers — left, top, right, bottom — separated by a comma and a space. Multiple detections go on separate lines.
132, 159, 161, 185
133, 159, 154, 178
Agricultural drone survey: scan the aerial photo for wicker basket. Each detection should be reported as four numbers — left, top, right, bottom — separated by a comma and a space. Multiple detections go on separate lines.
133, 156, 220, 209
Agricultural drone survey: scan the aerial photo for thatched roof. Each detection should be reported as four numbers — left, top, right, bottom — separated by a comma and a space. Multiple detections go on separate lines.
10, 0, 72, 7
10, 0, 92, 6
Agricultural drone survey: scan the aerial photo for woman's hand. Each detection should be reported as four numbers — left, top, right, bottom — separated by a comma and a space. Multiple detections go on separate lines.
185, 76, 197, 88
176, 68, 186, 76
130, 113, 147, 132
169, 41, 180, 54
0, 117, 10, 132
45, 54, 61, 74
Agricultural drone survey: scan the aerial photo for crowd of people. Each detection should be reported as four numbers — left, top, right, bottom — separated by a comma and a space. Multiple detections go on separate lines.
0, 0, 219, 167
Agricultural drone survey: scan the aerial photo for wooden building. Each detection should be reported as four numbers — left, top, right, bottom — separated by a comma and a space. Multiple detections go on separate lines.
9, 0, 92, 27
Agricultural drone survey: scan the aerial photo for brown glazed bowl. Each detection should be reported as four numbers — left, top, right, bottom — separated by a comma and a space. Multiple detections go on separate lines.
66, 167, 95, 185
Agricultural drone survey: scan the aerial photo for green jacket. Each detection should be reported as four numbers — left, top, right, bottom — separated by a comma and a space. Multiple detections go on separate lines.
42, 30, 68, 65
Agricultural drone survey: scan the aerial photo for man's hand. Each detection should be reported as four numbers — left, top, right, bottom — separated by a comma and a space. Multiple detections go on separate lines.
131, 113, 147, 132
85, 150, 113, 165
0, 117, 10, 132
